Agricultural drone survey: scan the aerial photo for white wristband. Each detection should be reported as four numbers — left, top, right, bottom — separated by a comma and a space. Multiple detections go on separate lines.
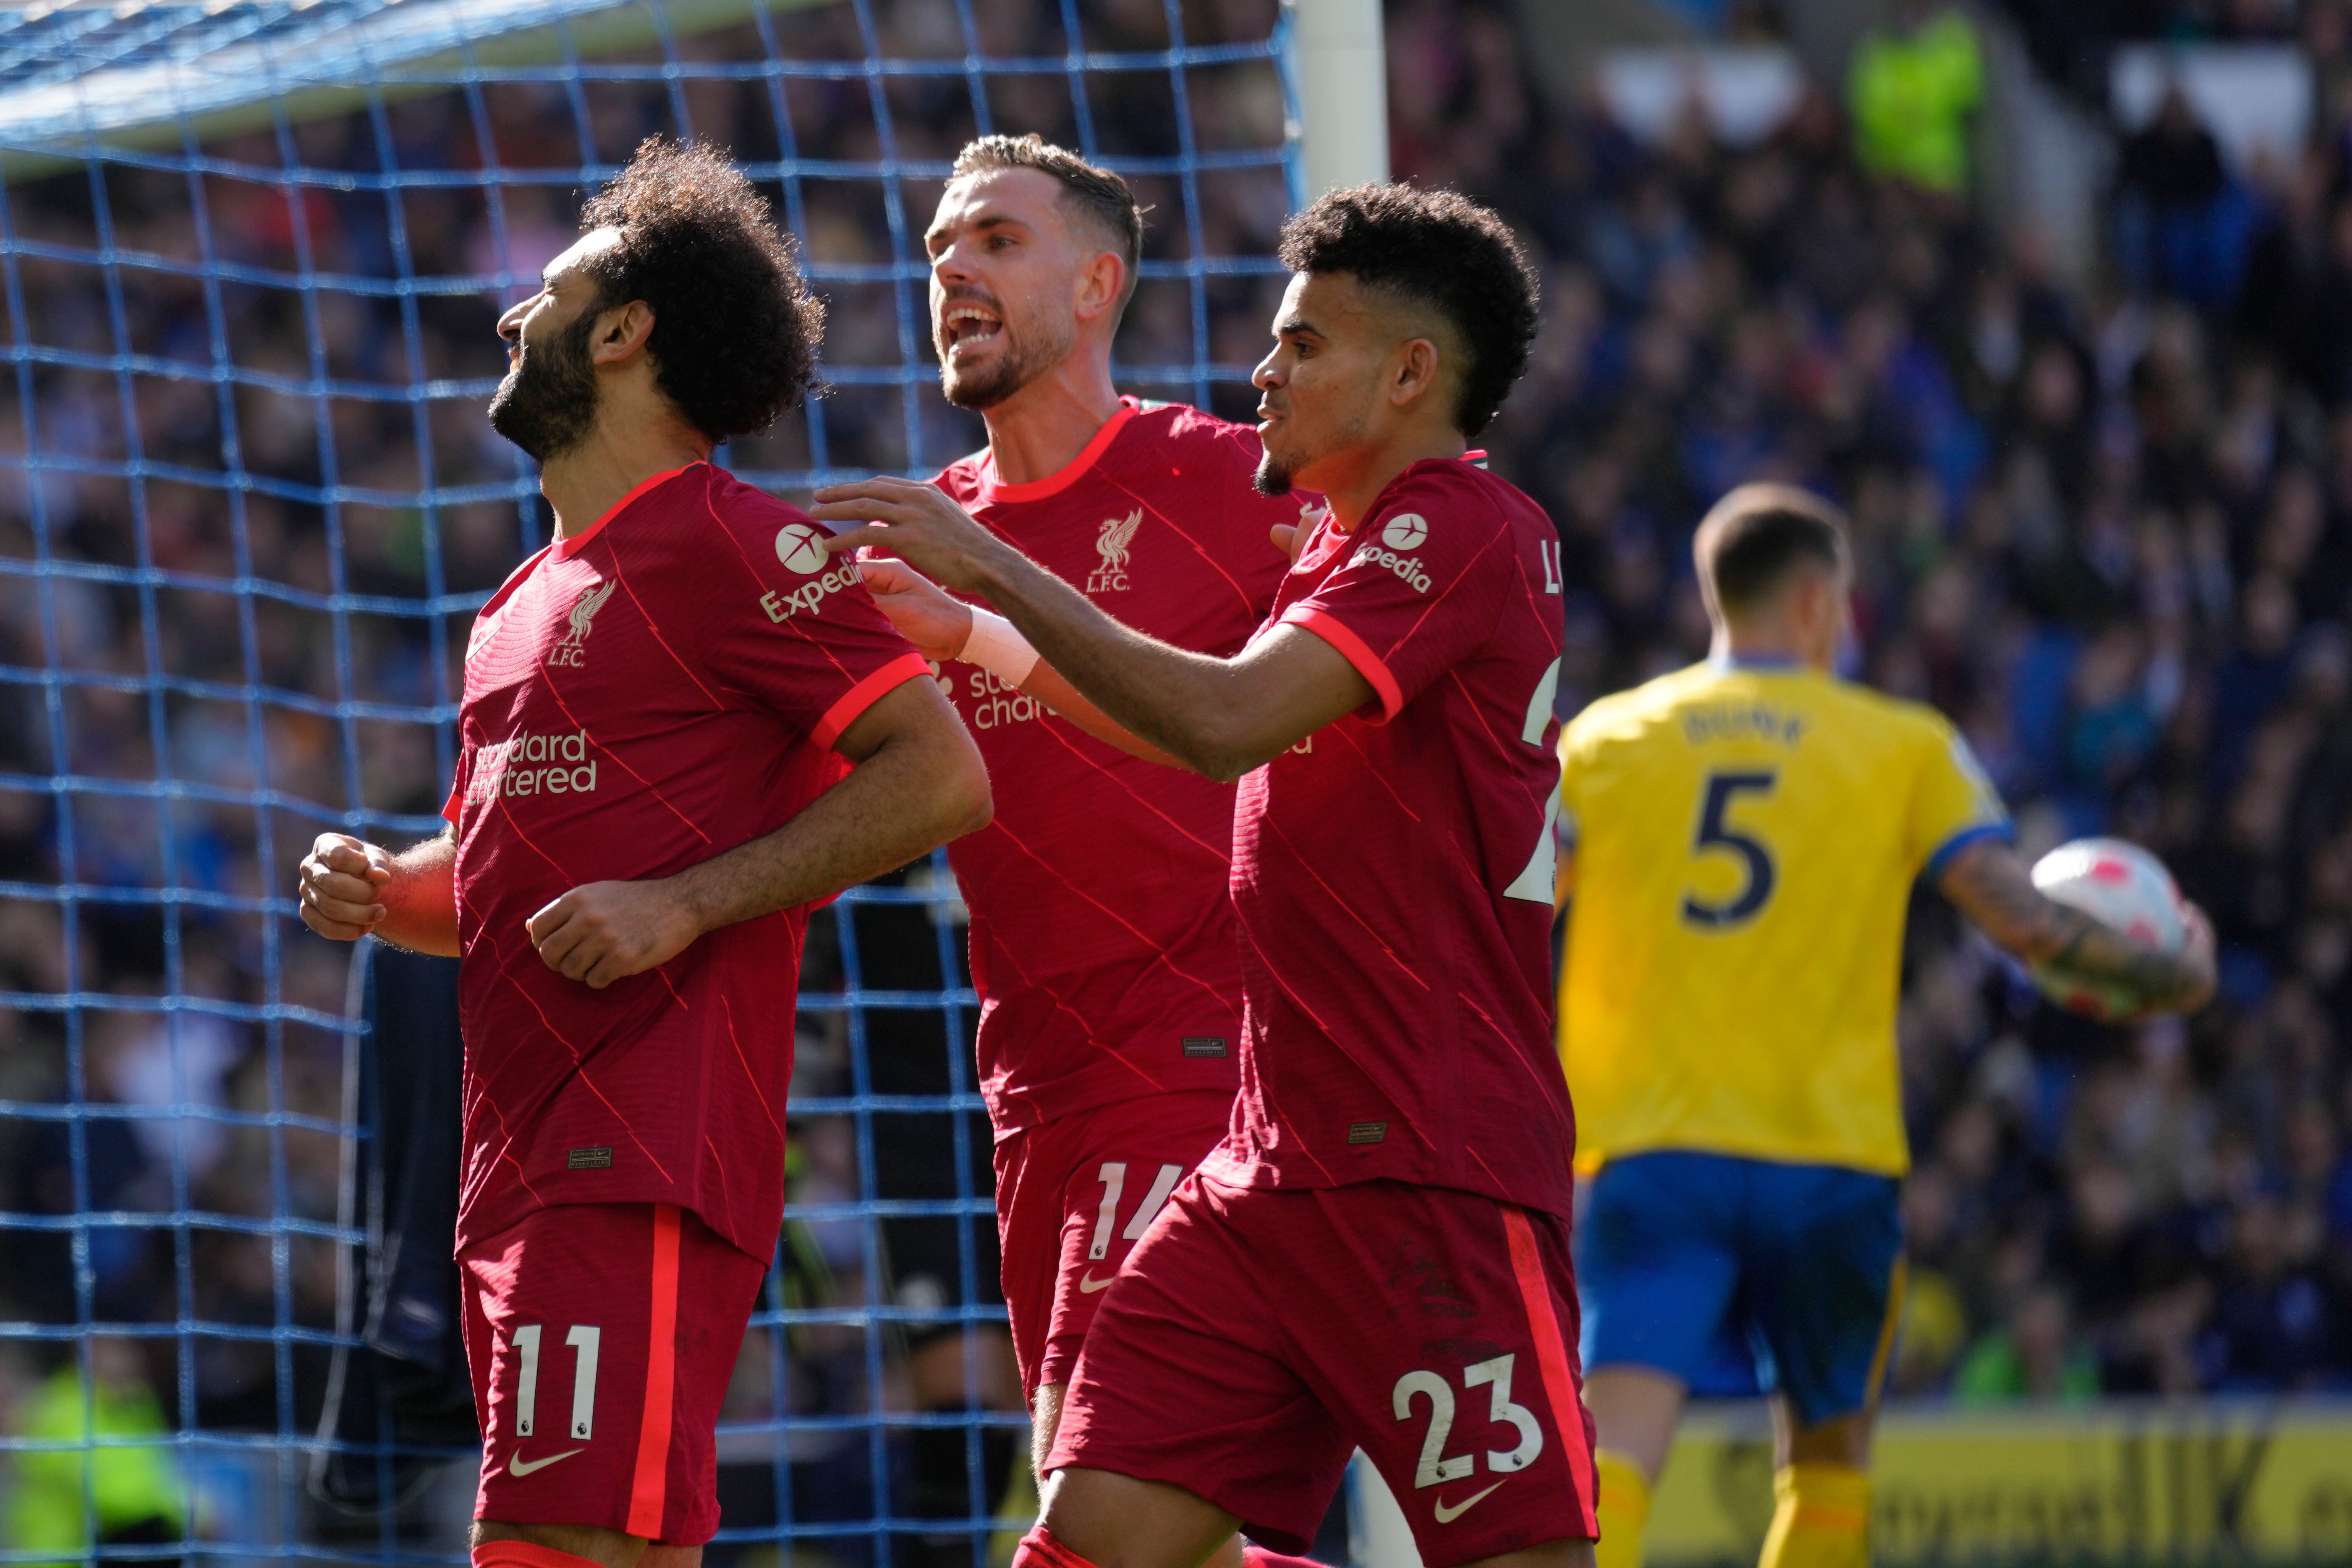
960, 607, 1039, 687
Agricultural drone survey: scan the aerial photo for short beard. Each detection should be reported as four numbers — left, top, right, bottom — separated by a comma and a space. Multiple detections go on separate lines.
1252, 449, 1292, 497
939, 315, 1074, 411
488, 307, 601, 463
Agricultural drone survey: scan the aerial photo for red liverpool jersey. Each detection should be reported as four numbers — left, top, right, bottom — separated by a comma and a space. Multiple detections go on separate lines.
932, 398, 1308, 1133
1201, 456, 1578, 1217
443, 463, 928, 1259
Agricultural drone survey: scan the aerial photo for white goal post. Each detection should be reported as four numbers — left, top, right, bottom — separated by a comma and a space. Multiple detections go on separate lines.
1290, 0, 1390, 196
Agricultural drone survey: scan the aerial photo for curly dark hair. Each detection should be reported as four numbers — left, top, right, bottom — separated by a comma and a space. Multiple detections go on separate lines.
1275, 183, 1539, 437
576, 137, 824, 443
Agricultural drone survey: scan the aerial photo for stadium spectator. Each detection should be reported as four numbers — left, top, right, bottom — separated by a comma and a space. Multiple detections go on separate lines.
1847, 2, 1983, 199
1952, 1284, 2102, 1402
3, 1337, 186, 1568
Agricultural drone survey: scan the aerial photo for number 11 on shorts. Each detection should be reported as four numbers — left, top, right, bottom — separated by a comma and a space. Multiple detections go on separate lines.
511, 1323, 602, 1439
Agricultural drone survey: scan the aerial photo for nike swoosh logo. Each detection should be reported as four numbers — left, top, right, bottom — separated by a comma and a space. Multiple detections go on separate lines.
1077, 1273, 1116, 1293
508, 1448, 584, 1477
1433, 1482, 1504, 1523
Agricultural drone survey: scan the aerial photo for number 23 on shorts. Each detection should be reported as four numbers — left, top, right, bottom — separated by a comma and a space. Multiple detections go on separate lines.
1390, 1353, 1544, 1520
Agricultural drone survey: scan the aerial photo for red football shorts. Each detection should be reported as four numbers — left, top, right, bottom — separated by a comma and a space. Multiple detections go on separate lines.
1047, 1174, 1599, 1568
459, 1202, 768, 1545
994, 1088, 1232, 1400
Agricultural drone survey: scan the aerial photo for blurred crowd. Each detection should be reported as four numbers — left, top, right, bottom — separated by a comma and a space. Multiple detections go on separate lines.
1389, 0, 2352, 1393
6, 0, 2352, 1547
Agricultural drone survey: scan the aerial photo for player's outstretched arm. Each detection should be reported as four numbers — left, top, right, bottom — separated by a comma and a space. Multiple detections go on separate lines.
525, 677, 991, 989
813, 478, 1370, 782
855, 555, 1185, 768
1938, 838, 2217, 1018
298, 829, 460, 957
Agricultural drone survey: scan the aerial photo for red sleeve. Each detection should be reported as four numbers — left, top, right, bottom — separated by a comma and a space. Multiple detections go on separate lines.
1278, 470, 1510, 723
693, 477, 930, 751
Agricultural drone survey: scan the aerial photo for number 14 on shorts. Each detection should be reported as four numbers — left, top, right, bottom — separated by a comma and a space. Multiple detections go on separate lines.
1393, 1353, 1542, 1510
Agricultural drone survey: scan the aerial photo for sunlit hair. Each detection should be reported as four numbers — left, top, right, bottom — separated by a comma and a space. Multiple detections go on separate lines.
1275, 183, 1539, 437
1693, 483, 1851, 617
577, 136, 824, 442
951, 134, 1146, 320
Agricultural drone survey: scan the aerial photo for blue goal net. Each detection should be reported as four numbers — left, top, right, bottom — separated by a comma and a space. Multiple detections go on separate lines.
0, 2, 1298, 1560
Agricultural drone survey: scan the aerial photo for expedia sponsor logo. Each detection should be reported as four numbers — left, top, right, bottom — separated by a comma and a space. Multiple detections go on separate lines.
760, 563, 861, 623
965, 667, 1043, 730
1350, 540, 1433, 593
467, 729, 597, 802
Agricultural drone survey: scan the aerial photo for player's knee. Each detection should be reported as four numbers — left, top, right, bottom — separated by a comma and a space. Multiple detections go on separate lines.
1036, 1468, 1237, 1568
1779, 1410, 1871, 1471
473, 1523, 647, 1568
1032, 1381, 1067, 1482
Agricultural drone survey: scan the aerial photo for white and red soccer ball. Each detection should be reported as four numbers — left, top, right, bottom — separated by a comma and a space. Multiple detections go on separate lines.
2026, 837, 2191, 1023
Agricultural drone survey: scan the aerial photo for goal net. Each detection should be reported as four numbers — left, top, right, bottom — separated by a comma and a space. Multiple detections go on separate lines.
0, 1, 1301, 1561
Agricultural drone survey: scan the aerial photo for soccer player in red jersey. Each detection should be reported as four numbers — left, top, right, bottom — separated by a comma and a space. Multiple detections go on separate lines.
814, 184, 1594, 1568
293, 141, 990, 1568
853, 134, 1318, 1564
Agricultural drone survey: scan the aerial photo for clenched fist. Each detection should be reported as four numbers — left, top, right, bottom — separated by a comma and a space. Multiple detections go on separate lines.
299, 833, 393, 941
526, 878, 703, 989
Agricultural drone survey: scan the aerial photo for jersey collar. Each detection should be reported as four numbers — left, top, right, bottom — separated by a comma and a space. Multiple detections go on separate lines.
1708, 652, 1806, 671
553, 463, 703, 558
976, 397, 1139, 503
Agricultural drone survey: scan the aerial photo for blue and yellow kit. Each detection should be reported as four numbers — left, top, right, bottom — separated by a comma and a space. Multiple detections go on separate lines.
1556, 656, 2009, 1417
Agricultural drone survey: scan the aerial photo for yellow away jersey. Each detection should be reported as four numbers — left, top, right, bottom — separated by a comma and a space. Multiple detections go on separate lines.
1557, 659, 2009, 1177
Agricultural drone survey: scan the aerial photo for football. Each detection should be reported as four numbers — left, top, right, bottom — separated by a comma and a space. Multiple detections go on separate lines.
2026, 838, 2190, 1022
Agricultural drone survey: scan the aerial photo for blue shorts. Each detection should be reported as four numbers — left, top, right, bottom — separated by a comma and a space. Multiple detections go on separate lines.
1575, 1151, 1903, 1427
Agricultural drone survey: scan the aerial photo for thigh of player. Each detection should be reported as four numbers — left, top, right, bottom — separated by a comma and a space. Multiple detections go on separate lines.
1279, 1181, 1600, 1568
1053, 1177, 1601, 1568
460, 1202, 768, 1546
1734, 1160, 1904, 1430
1573, 1152, 1748, 1387
1023, 1089, 1232, 1401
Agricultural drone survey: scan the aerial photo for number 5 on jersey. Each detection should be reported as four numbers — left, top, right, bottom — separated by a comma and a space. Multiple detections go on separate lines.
1682, 769, 1778, 929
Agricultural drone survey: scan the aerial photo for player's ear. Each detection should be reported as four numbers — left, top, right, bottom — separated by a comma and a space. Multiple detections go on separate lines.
1389, 336, 1442, 411
1074, 249, 1124, 324
591, 298, 656, 364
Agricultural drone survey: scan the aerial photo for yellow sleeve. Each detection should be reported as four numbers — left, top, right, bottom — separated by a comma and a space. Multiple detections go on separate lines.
1912, 715, 2011, 881
1554, 725, 1585, 908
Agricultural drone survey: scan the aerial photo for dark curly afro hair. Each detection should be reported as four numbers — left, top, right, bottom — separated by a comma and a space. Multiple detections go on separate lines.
1275, 183, 1539, 438
578, 137, 824, 443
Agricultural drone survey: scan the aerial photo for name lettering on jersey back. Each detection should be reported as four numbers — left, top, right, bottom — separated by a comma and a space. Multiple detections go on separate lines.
468, 729, 599, 803
965, 667, 1044, 730
1682, 703, 1805, 749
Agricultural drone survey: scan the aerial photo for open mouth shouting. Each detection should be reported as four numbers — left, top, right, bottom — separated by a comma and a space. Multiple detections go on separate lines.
939, 296, 1005, 356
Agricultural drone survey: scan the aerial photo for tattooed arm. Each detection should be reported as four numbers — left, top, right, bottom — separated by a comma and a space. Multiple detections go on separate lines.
1938, 838, 2216, 1017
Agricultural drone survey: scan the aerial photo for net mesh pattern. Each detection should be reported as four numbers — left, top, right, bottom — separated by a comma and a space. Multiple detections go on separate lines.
0, 1, 1298, 1558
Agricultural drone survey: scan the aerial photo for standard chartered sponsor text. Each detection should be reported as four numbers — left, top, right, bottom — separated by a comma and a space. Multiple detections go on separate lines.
966, 667, 1044, 730
469, 729, 598, 801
